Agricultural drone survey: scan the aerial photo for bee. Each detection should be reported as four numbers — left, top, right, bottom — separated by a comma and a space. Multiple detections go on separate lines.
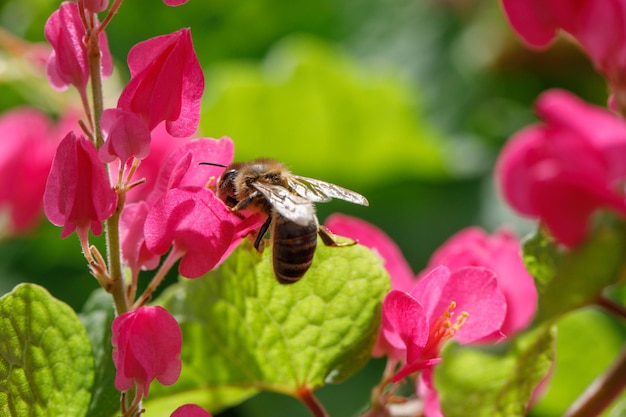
203, 158, 369, 284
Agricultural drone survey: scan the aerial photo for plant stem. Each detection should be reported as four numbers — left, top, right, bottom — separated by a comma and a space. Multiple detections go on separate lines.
596, 295, 626, 320
297, 386, 329, 417
132, 246, 184, 309
86, 20, 104, 148
562, 345, 626, 417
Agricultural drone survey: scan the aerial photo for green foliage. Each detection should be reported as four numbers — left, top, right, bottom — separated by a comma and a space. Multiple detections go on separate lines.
530, 308, 626, 417
200, 35, 448, 188
523, 214, 626, 323
79, 289, 118, 417
148, 238, 390, 415
0, 283, 94, 416
437, 325, 556, 417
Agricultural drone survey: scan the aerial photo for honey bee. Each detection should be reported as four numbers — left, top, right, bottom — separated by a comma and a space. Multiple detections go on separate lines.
203, 158, 369, 284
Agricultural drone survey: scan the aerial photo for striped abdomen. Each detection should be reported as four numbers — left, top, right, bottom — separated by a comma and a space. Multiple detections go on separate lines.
271, 215, 318, 284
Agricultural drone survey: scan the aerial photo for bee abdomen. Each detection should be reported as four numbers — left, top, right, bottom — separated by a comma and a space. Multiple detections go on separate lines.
272, 222, 318, 284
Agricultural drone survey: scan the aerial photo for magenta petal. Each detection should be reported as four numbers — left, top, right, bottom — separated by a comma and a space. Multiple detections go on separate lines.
118, 28, 203, 137
43, 132, 117, 239
99, 108, 151, 163
112, 306, 182, 397
120, 202, 160, 272
410, 265, 451, 320
501, 0, 558, 48
171, 404, 212, 417
163, 0, 189, 5
437, 267, 507, 344
382, 290, 428, 363
144, 188, 237, 278
147, 137, 234, 205
324, 214, 414, 291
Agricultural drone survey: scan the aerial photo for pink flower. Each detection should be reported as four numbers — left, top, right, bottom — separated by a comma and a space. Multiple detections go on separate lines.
98, 108, 151, 164
117, 28, 203, 137
420, 227, 536, 336
171, 404, 211, 417
84, 0, 109, 12
383, 266, 507, 382
119, 136, 246, 277
144, 187, 263, 278
43, 132, 117, 242
501, 0, 626, 103
496, 89, 626, 246
112, 306, 182, 397
0, 108, 59, 234
44, 2, 112, 93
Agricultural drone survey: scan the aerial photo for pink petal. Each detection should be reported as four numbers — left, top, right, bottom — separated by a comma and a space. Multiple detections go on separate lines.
163, 0, 189, 5
144, 188, 237, 278
84, 0, 109, 12
120, 202, 161, 272
382, 290, 428, 363
43, 132, 117, 239
171, 404, 212, 417
410, 265, 451, 320
99, 108, 151, 163
147, 137, 234, 205
501, 0, 559, 48
112, 306, 182, 397
437, 267, 507, 344
324, 214, 414, 291
118, 28, 203, 137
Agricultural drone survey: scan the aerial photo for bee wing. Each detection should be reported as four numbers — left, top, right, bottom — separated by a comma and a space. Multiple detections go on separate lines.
289, 175, 369, 206
251, 181, 315, 226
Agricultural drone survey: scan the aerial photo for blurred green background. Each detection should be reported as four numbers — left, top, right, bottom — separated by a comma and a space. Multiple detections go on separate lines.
0, 0, 623, 416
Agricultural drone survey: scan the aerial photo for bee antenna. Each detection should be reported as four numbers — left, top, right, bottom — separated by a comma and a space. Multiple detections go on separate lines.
200, 162, 227, 168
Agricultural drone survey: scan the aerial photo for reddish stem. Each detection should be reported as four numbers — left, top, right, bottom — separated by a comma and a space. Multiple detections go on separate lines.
297, 386, 329, 417
562, 346, 626, 417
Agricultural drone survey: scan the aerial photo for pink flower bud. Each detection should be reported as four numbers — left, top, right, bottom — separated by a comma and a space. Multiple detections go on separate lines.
43, 132, 117, 241
163, 0, 189, 5
171, 404, 212, 417
44, 2, 112, 93
84, 0, 109, 13
99, 108, 151, 163
111, 306, 182, 397
117, 28, 203, 137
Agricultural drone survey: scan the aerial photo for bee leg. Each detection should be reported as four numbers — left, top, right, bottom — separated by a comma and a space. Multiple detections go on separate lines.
318, 225, 357, 247
252, 216, 272, 252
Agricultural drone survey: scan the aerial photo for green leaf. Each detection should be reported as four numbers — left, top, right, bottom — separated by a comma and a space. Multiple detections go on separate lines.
200, 35, 448, 188
79, 289, 118, 417
437, 325, 556, 417
148, 238, 390, 414
522, 214, 626, 322
0, 283, 94, 416
530, 308, 626, 417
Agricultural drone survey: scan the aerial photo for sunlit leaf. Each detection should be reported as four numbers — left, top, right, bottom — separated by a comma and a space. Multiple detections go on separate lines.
0, 283, 94, 416
148, 238, 390, 415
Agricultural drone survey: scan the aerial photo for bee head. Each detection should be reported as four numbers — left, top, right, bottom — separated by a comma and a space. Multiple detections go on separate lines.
200, 162, 240, 207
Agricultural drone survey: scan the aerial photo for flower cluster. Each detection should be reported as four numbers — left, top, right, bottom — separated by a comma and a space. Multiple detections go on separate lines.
498, 1, 626, 247
325, 214, 537, 416
37, 1, 250, 415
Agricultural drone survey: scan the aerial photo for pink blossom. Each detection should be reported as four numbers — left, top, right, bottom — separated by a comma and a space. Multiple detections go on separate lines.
171, 404, 212, 417
119, 136, 246, 277
117, 28, 203, 137
420, 227, 536, 336
501, 0, 626, 97
44, 2, 112, 93
43, 131, 117, 242
84, 0, 109, 12
111, 306, 182, 397
144, 187, 263, 278
163, 0, 189, 5
496, 89, 626, 246
98, 108, 151, 164
0, 108, 58, 234
383, 266, 507, 382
